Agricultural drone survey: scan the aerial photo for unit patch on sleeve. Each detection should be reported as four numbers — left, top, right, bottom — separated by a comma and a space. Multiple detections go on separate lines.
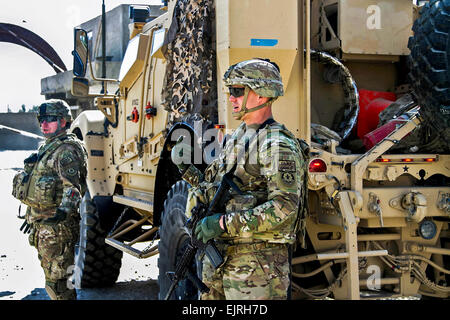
279, 160, 296, 172
281, 172, 295, 186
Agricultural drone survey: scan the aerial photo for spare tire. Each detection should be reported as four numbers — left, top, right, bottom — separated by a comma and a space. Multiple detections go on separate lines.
408, 0, 450, 146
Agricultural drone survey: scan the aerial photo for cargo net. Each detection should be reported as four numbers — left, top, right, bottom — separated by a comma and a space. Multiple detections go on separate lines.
161, 0, 218, 128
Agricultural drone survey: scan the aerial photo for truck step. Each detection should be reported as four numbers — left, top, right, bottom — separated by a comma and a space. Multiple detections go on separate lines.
105, 237, 158, 259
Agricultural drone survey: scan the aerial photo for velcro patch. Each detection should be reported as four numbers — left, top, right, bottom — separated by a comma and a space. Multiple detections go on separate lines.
279, 160, 296, 172
60, 155, 74, 166
65, 167, 77, 176
281, 172, 295, 186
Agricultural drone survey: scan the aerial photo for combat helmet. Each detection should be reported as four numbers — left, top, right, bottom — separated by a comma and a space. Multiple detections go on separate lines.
223, 58, 283, 119
37, 99, 73, 123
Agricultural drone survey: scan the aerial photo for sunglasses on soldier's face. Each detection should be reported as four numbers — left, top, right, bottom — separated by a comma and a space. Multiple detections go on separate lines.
228, 87, 245, 98
38, 115, 58, 123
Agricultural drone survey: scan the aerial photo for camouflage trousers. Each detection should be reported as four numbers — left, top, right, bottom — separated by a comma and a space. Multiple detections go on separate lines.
200, 242, 290, 300
30, 215, 79, 300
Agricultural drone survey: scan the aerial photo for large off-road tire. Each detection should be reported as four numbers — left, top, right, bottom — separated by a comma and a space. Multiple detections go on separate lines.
408, 0, 450, 145
74, 191, 123, 288
158, 181, 199, 300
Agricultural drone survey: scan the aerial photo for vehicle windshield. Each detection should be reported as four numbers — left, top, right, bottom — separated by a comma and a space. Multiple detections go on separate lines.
118, 35, 140, 81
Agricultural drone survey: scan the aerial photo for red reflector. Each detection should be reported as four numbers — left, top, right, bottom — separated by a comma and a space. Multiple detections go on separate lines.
376, 158, 391, 162
424, 158, 436, 162
402, 158, 414, 162
309, 159, 327, 172
215, 124, 225, 129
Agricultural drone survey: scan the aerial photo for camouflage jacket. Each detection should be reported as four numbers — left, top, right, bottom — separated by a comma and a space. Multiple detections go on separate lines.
184, 119, 307, 244
21, 132, 87, 223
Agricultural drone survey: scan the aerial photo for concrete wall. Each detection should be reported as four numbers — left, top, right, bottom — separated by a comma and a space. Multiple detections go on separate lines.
0, 113, 43, 150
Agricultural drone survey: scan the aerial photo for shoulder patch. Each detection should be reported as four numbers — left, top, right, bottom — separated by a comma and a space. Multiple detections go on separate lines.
60, 155, 74, 166
279, 160, 296, 172
281, 172, 295, 185
66, 167, 78, 176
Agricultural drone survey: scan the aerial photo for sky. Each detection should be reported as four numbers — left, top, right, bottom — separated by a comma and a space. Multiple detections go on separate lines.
0, 0, 163, 112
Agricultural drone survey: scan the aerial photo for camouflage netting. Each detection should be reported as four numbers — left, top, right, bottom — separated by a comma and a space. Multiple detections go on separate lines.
162, 0, 218, 128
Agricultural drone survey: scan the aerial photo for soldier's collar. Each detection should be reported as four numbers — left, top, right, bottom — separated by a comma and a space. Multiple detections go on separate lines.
45, 130, 68, 142
244, 117, 275, 131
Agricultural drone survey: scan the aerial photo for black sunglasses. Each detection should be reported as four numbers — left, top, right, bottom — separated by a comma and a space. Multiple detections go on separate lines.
38, 115, 58, 123
229, 87, 245, 97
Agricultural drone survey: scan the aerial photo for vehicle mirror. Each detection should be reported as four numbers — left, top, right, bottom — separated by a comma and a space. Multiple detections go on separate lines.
71, 77, 89, 97
72, 28, 89, 77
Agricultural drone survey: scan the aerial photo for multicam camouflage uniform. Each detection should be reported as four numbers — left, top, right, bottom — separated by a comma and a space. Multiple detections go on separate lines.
12, 100, 87, 300
182, 59, 308, 299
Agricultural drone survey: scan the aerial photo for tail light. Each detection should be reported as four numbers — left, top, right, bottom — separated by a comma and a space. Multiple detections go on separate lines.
309, 159, 327, 172
376, 157, 437, 163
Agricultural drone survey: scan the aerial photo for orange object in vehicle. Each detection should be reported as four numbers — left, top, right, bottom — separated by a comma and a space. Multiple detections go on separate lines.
357, 89, 397, 139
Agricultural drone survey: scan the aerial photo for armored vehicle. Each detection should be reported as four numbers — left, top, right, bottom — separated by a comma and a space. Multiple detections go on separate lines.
69, 0, 449, 299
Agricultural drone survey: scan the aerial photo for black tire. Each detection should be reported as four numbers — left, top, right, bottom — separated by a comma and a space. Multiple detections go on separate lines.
74, 190, 123, 288
157, 181, 199, 300
408, 0, 450, 143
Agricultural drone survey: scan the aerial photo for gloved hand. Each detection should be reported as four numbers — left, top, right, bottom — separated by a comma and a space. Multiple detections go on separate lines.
194, 213, 224, 244
42, 208, 67, 225
171, 136, 192, 173
23, 152, 38, 174
19, 220, 33, 234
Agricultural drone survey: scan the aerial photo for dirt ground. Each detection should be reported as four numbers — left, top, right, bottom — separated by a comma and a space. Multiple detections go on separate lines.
0, 150, 160, 300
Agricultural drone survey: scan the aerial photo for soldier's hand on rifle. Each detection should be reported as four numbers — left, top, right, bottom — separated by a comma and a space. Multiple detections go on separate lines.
171, 136, 193, 173
42, 208, 67, 225
194, 213, 225, 244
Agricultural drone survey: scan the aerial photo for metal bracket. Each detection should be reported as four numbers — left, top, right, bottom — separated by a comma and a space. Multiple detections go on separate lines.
319, 0, 341, 50
335, 190, 361, 300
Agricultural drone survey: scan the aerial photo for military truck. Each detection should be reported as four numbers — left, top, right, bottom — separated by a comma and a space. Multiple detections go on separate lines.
69, 0, 449, 300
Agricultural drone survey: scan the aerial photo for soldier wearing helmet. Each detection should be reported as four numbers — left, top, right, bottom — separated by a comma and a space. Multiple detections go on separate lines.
12, 99, 87, 300
37, 99, 73, 137
172, 59, 308, 299
223, 58, 284, 121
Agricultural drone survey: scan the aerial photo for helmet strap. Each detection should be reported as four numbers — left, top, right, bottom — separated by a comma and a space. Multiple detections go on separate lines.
232, 87, 274, 120
42, 118, 66, 138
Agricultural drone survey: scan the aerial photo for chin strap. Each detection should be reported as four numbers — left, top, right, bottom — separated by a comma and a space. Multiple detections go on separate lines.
43, 118, 65, 138
232, 87, 275, 120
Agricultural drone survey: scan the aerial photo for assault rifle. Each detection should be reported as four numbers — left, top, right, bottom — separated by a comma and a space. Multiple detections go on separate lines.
164, 164, 243, 300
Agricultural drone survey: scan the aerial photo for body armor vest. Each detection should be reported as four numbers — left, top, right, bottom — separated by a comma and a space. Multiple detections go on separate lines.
12, 133, 87, 218
202, 120, 308, 244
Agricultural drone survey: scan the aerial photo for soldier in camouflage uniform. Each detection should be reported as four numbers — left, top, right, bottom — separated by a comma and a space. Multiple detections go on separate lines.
172, 59, 307, 299
12, 99, 87, 300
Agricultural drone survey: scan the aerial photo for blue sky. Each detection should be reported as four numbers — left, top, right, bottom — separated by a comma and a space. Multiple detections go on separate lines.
0, 0, 163, 112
